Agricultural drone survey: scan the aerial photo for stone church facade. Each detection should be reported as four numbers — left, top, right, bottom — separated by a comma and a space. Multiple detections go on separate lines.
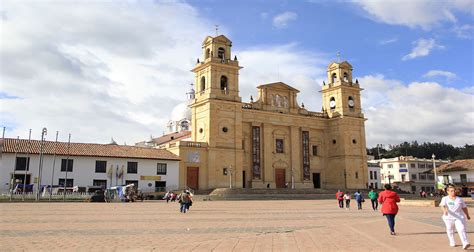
165, 34, 368, 190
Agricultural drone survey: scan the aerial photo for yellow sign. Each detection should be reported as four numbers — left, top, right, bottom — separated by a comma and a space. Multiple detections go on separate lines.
140, 176, 161, 181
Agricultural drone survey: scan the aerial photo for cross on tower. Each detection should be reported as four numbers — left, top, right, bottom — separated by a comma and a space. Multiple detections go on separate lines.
337, 51, 341, 62
215, 25, 219, 36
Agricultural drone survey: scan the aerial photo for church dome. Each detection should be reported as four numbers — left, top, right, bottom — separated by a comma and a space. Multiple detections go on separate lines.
170, 102, 191, 122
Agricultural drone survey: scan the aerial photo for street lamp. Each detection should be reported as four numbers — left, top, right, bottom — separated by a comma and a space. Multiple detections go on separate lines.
36, 127, 47, 201
387, 171, 391, 186
432, 153, 437, 191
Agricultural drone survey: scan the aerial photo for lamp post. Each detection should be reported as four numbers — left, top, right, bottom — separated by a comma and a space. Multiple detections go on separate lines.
36, 128, 47, 201
432, 154, 437, 191
387, 171, 391, 186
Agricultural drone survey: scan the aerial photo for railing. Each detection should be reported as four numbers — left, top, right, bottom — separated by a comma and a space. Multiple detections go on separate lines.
308, 112, 327, 118
242, 103, 253, 109
0, 192, 94, 201
451, 178, 474, 184
179, 141, 207, 148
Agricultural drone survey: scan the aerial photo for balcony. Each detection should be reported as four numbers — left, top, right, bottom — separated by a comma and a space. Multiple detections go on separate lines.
178, 141, 207, 148
451, 178, 474, 184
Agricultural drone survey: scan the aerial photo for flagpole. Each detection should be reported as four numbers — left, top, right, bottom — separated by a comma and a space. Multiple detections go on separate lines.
10, 136, 20, 201
49, 131, 58, 201
22, 129, 32, 201
63, 133, 71, 202
36, 128, 47, 201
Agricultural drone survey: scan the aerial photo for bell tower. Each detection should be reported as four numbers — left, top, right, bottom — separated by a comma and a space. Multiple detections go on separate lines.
321, 61, 363, 118
192, 35, 242, 103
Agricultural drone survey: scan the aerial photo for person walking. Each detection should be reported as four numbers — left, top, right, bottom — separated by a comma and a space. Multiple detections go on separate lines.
354, 190, 364, 210
368, 189, 379, 211
179, 190, 191, 213
378, 184, 400, 235
336, 190, 344, 208
344, 192, 351, 210
440, 185, 471, 249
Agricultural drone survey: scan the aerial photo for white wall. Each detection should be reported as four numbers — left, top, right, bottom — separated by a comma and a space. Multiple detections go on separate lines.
439, 170, 474, 184
367, 166, 381, 189
0, 153, 179, 193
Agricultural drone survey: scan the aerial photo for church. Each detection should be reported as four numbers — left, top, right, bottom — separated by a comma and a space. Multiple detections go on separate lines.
160, 34, 368, 190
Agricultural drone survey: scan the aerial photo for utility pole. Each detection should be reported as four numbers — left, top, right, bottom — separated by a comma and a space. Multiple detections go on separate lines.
36, 127, 47, 201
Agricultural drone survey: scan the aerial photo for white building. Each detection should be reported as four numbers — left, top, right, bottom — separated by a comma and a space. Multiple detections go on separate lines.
436, 159, 474, 195
0, 138, 180, 194
379, 156, 449, 193
367, 160, 381, 189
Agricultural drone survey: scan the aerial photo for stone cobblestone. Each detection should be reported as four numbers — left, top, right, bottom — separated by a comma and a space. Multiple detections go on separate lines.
0, 200, 472, 251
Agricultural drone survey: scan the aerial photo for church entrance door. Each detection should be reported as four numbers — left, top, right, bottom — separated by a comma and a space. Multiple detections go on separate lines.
313, 173, 321, 188
186, 167, 199, 190
275, 169, 286, 188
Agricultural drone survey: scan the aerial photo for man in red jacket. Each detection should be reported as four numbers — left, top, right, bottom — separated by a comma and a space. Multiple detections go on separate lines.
378, 184, 401, 235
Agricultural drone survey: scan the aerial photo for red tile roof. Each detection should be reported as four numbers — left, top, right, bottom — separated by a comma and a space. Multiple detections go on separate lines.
436, 159, 474, 173
0, 138, 180, 161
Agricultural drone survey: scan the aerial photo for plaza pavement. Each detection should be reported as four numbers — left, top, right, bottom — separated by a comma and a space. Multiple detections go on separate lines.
0, 199, 473, 251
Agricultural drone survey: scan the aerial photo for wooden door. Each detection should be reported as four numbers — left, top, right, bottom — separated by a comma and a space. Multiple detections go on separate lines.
186, 167, 199, 190
275, 169, 286, 188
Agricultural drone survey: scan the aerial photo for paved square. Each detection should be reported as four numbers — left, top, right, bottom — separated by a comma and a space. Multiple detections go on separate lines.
0, 200, 472, 251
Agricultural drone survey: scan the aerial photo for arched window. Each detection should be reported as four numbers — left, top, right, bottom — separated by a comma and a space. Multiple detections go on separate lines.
348, 96, 354, 108
220, 75, 228, 93
218, 47, 225, 59
200, 76, 206, 92
329, 97, 336, 109
180, 121, 189, 131
205, 48, 210, 59
331, 73, 337, 83
343, 72, 349, 82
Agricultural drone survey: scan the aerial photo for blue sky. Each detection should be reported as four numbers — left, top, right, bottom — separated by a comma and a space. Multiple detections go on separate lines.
193, 0, 473, 89
0, 0, 473, 146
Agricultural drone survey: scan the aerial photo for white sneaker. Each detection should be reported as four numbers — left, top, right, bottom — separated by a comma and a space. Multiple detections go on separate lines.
450, 243, 455, 247
463, 244, 470, 250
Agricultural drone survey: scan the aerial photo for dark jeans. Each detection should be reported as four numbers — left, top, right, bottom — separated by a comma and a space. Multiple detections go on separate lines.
371, 199, 378, 210
357, 200, 362, 210
180, 203, 189, 213
345, 200, 350, 208
338, 199, 344, 208
385, 214, 396, 232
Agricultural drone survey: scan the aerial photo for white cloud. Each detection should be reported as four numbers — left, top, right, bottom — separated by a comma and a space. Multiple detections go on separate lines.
0, 1, 212, 144
379, 37, 398, 45
236, 43, 328, 110
354, 0, 473, 30
359, 75, 474, 147
452, 24, 474, 39
0, 1, 327, 145
260, 12, 269, 20
272, 11, 298, 29
423, 70, 457, 81
402, 38, 444, 60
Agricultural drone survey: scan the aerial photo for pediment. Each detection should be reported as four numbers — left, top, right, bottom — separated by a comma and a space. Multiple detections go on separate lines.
257, 82, 300, 93
328, 61, 353, 70
202, 35, 232, 45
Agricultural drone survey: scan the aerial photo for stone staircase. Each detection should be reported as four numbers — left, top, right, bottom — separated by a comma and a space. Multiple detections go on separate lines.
193, 188, 338, 201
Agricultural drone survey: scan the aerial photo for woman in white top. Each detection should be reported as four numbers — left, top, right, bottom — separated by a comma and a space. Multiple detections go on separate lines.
440, 185, 471, 250
344, 192, 351, 210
